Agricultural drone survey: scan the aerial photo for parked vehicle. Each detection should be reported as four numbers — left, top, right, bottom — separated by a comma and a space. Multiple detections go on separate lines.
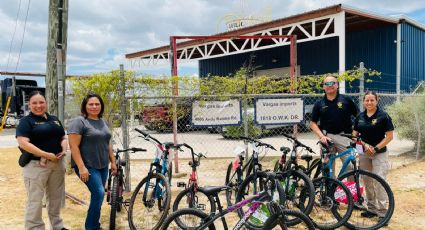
141, 104, 191, 132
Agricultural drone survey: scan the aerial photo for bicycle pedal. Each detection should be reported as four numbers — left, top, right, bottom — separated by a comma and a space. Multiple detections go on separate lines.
197, 204, 206, 210
177, 182, 186, 188
123, 199, 131, 206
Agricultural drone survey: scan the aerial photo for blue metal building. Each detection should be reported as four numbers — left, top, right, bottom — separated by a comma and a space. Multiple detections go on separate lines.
126, 4, 425, 93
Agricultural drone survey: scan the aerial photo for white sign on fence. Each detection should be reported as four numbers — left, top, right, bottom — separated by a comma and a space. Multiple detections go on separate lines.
255, 98, 304, 124
191, 100, 241, 126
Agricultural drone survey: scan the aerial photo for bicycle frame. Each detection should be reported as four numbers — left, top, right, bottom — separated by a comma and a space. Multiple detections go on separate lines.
135, 129, 174, 206
197, 191, 270, 230
324, 147, 357, 178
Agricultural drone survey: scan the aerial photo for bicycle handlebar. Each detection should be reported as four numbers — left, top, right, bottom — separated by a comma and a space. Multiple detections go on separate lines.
134, 128, 162, 145
238, 136, 276, 150
116, 147, 147, 153
281, 133, 314, 153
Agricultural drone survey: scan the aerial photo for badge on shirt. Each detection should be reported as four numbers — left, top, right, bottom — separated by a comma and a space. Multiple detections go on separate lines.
337, 102, 343, 109
371, 119, 378, 125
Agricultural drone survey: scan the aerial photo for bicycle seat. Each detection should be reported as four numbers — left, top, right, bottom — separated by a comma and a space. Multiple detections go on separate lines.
301, 154, 313, 162
280, 146, 291, 154
199, 186, 230, 197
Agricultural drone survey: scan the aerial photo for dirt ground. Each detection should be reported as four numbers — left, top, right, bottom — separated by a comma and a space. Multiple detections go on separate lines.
0, 147, 424, 230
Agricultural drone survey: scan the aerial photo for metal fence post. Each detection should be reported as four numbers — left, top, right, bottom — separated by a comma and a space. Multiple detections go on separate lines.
120, 64, 130, 191
359, 62, 365, 112
412, 95, 422, 159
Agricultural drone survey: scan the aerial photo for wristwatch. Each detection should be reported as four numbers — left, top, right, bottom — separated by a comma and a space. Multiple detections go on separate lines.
373, 146, 380, 152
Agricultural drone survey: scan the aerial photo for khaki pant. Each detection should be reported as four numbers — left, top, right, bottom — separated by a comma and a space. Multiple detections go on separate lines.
23, 160, 65, 230
360, 151, 390, 217
327, 133, 354, 177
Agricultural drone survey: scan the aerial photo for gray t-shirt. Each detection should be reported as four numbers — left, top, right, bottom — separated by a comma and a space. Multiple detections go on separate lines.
68, 116, 111, 169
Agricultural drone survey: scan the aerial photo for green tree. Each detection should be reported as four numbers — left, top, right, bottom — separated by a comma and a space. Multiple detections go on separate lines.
68, 70, 138, 127
387, 94, 425, 159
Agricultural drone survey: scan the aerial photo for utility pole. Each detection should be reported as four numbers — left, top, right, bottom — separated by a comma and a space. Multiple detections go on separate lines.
46, 0, 68, 121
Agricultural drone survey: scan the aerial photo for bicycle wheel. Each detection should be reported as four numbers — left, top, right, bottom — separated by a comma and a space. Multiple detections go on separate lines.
278, 170, 315, 223
172, 186, 216, 214
167, 162, 173, 185
109, 173, 120, 230
338, 169, 395, 230
263, 208, 315, 230
160, 208, 216, 230
235, 171, 269, 230
225, 161, 239, 206
128, 173, 171, 230
309, 177, 354, 230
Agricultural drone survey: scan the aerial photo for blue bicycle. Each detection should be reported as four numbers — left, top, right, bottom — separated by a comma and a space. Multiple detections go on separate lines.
312, 133, 395, 230
128, 128, 178, 230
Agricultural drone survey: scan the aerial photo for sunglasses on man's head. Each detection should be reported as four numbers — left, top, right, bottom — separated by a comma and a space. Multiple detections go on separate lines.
324, 81, 337, 86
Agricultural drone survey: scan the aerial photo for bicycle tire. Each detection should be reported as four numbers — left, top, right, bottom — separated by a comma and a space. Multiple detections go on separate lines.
263, 208, 315, 230
173, 186, 216, 213
160, 208, 216, 230
167, 162, 173, 185
235, 171, 269, 230
310, 177, 354, 230
225, 161, 239, 206
117, 173, 123, 213
338, 169, 395, 230
279, 169, 315, 221
273, 159, 280, 172
128, 173, 171, 230
109, 172, 120, 230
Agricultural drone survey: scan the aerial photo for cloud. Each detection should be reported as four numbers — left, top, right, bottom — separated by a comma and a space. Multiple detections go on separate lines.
0, 0, 424, 77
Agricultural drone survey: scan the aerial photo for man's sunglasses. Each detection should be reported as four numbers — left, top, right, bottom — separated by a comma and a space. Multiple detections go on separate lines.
324, 81, 337, 86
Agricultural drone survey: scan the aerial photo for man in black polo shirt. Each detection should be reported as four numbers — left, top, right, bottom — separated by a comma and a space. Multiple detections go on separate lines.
310, 75, 358, 174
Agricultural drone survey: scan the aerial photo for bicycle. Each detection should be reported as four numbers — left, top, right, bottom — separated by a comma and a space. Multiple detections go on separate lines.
233, 136, 314, 229
229, 136, 275, 203
128, 128, 177, 230
276, 133, 354, 230
312, 133, 395, 230
161, 172, 315, 230
270, 134, 317, 221
106, 147, 147, 230
224, 142, 259, 206
172, 143, 216, 226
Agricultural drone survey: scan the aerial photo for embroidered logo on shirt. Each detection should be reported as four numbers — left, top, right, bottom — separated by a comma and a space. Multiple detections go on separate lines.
337, 102, 343, 109
371, 119, 378, 125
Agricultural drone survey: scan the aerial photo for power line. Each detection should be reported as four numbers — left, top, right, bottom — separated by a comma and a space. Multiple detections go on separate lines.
13, 0, 32, 74
4, 0, 22, 73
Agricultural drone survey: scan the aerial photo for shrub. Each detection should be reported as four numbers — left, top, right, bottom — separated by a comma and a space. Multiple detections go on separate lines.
386, 94, 425, 158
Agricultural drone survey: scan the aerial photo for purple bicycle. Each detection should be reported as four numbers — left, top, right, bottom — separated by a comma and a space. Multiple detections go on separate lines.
160, 172, 315, 229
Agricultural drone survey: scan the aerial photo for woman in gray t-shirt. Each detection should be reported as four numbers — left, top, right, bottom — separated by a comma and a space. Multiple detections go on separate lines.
68, 93, 117, 230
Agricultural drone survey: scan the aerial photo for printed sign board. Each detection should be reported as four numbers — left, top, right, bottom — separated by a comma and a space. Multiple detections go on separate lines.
254, 98, 304, 125
191, 100, 241, 126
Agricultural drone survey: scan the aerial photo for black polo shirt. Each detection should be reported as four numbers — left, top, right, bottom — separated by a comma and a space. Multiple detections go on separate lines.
311, 94, 358, 134
353, 107, 394, 153
16, 112, 65, 160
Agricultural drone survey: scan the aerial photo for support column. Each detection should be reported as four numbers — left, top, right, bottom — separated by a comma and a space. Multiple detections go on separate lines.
396, 23, 401, 101
335, 11, 346, 93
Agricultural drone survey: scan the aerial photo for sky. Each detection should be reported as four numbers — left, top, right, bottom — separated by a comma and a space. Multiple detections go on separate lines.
0, 0, 425, 86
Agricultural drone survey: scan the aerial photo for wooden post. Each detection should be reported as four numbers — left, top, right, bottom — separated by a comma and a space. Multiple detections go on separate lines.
46, 0, 68, 119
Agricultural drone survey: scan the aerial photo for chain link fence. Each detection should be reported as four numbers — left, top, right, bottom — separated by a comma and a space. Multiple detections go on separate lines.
63, 92, 424, 189
114, 94, 423, 158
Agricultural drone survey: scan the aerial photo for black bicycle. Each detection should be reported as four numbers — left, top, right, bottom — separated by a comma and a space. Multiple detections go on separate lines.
106, 147, 146, 230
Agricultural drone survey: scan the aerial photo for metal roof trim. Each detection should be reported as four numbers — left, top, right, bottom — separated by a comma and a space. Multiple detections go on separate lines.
341, 4, 398, 24
398, 15, 425, 32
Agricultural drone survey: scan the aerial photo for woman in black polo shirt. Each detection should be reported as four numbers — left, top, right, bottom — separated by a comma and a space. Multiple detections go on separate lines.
16, 91, 68, 230
353, 91, 394, 221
